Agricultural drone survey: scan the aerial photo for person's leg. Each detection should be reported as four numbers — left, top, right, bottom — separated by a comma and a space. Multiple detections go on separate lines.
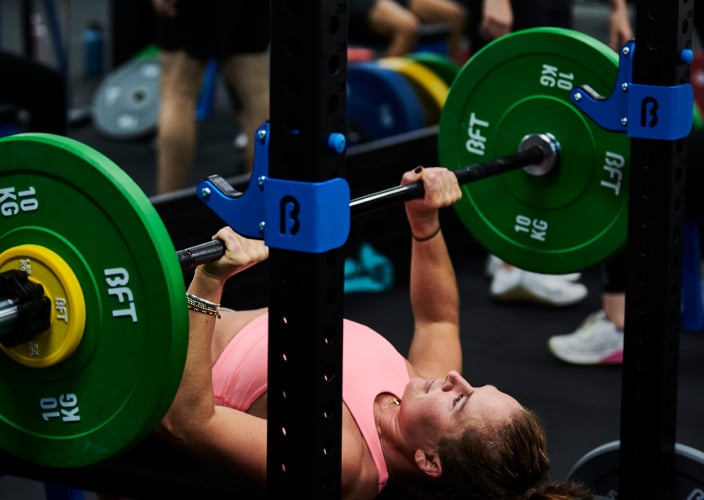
368, 0, 421, 56
155, 50, 207, 194
602, 292, 626, 329
213, 1, 270, 174
600, 251, 627, 329
220, 52, 270, 174
406, 0, 468, 58
547, 253, 626, 365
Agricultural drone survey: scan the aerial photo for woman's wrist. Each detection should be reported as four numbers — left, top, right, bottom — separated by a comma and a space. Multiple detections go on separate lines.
190, 268, 227, 299
186, 293, 221, 318
407, 211, 440, 240
411, 225, 441, 242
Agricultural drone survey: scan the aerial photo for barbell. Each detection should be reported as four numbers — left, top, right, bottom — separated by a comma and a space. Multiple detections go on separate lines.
0, 26, 686, 468
178, 136, 551, 269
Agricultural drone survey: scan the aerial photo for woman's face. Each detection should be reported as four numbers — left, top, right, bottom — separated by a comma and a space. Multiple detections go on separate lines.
398, 370, 521, 448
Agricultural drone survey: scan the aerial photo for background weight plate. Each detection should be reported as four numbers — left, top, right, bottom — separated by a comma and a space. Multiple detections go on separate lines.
693, 103, 703, 131
347, 62, 426, 145
569, 441, 704, 499
407, 51, 461, 86
378, 57, 449, 126
0, 133, 188, 467
439, 27, 630, 274
92, 57, 161, 140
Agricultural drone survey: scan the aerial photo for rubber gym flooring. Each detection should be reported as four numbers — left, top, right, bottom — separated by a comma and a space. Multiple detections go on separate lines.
2, 4, 704, 500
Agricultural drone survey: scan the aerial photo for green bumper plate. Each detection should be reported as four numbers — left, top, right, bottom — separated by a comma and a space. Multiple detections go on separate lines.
439, 28, 630, 274
408, 51, 460, 86
0, 133, 188, 468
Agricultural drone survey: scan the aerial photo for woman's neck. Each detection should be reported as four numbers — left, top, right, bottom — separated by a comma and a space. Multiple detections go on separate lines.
375, 394, 409, 479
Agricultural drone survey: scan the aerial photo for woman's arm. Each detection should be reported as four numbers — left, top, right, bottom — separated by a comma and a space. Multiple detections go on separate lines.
402, 167, 463, 377
159, 227, 270, 491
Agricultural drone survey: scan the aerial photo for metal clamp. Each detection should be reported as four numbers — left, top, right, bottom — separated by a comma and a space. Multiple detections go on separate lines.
196, 122, 351, 253
570, 40, 694, 140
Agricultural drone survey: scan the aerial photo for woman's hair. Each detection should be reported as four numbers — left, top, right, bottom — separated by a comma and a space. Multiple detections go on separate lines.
379, 407, 594, 500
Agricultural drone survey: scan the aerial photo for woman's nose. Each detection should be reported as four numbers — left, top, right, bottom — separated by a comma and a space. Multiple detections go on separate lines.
443, 370, 472, 391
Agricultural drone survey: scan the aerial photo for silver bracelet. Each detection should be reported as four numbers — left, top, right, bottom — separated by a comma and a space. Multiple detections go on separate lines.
186, 293, 221, 318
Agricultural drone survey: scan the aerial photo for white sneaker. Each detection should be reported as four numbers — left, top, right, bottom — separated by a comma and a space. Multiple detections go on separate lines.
485, 254, 503, 277
490, 265, 588, 306
485, 255, 582, 282
548, 311, 624, 365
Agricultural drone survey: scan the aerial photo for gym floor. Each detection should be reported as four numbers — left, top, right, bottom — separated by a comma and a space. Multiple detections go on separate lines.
2, 1, 704, 499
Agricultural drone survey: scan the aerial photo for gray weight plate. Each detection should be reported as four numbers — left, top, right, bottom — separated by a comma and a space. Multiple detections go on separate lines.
92, 57, 161, 140
569, 440, 704, 499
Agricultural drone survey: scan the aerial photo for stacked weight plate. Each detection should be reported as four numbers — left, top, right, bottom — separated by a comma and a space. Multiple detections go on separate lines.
346, 52, 460, 145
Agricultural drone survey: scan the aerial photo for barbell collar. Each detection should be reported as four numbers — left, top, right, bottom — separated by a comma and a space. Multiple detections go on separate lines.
0, 270, 52, 347
518, 133, 560, 177
0, 299, 19, 343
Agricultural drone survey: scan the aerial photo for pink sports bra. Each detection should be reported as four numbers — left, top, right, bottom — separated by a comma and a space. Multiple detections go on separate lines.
211, 312, 409, 492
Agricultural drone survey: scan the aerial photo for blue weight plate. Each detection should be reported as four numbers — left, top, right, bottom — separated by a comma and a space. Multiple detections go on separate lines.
347, 62, 425, 145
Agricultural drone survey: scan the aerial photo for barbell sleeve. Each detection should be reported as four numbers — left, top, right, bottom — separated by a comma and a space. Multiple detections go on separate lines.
177, 138, 554, 270
177, 240, 228, 270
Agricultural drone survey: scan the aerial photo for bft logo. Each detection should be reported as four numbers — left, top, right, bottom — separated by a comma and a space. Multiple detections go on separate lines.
641, 96, 659, 128
280, 195, 301, 235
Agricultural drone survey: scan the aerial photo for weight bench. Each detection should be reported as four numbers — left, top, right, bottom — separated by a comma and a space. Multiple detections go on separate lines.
0, 435, 260, 499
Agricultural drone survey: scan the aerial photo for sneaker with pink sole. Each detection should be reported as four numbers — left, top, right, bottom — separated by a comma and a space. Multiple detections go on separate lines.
548, 311, 624, 365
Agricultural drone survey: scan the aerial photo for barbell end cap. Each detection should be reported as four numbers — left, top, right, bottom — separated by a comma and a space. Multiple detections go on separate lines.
519, 133, 560, 176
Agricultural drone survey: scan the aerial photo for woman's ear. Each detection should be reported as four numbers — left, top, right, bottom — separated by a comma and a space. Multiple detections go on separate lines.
414, 448, 443, 478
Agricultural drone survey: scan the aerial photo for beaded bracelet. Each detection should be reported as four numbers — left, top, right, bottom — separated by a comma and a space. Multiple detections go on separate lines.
411, 225, 441, 242
186, 293, 221, 318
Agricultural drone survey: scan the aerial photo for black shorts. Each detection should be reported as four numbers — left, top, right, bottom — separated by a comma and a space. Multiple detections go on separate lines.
462, 0, 572, 53
155, 0, 270, 60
